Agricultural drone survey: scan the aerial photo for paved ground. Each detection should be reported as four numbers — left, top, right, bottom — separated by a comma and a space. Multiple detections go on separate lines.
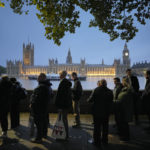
0, 113, 150, 150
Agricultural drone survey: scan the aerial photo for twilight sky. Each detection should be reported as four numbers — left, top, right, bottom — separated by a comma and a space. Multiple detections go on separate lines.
0, 3, 150, 67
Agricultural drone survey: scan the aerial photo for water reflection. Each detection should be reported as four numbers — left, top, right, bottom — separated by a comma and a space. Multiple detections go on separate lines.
18, 76, 146, 90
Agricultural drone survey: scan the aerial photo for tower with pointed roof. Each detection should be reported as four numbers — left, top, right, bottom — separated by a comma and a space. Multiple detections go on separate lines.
102, 59, 104, 65
122, 42, 130, 67
66, 48, 72, 64
23, 42, 34, 66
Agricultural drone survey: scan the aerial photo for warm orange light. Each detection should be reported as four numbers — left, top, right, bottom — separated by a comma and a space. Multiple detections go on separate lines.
87, 73, 115, 76
86, 69, 115, 76
24, 71, 46, 75
19, 67, 116, 77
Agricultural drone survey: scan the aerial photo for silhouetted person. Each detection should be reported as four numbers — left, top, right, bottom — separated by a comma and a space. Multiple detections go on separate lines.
87, 79, 113, 147
142, 70, 150, 128
0, 76, 12, 138
126, 68, 140, 125
113, 77, 123, 101
45, 79, 53, 129
113, 77, 123, 133
10, 77, 27, 129
55, 71, 72, 140
71, 72, 83, 128
30, 73, 51, 143
117, 77, 133, 142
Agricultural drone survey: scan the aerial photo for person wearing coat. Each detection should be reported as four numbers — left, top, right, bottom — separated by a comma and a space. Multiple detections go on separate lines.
30, 73, 51, 143
126, 68, 140, 125
113, 77, 123, 133
55, 70, 72, 140
113, 77, 123, 101
10, 77, 27, 129
116, 77, 133, 142
71, 72, 83, 128
87, 79, 113, 147
142, 70, 150, 128
0, 76, 12, 138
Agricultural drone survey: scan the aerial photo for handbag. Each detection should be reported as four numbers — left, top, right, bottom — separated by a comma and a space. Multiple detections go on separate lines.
28, 113, 35, 137
52, 112, 66, 140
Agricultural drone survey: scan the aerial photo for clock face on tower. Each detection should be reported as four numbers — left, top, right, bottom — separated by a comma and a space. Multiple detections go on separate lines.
125, 52, 128, 56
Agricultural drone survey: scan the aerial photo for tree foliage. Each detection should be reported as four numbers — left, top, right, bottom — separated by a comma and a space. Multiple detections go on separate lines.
1, 0, 150, 45
0, 65, 6, 75
0, 1, 4, 7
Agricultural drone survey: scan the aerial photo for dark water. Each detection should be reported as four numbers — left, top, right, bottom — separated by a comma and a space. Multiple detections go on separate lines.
18, 76, 146, 90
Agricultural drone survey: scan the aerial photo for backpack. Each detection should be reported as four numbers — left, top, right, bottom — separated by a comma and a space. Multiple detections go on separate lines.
12, 82, 27, 100
18, 87, 27, 99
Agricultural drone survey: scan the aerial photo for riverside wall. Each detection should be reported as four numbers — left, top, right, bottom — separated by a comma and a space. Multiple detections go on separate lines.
19, 90, 144, 114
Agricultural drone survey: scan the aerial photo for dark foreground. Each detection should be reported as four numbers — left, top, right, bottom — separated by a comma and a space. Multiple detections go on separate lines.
0, 113, 150, 150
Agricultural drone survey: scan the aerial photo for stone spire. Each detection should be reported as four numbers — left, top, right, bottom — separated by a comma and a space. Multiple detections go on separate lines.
122, 42, 130, 66
66, 48, 72, 64
102, 59, 104, 65
124, 42, 128, 51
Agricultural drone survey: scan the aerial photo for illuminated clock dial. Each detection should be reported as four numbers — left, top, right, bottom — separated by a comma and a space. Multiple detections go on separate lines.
125, 52, 128, 56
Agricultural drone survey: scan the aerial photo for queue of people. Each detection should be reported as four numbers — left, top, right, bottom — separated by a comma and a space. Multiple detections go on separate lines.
0, 69, 150, 147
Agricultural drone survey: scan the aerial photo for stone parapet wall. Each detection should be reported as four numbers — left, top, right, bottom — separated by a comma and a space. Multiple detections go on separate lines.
19, 90, 144, 114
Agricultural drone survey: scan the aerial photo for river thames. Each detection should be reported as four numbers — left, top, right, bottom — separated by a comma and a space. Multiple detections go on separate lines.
18, 76, 146, 90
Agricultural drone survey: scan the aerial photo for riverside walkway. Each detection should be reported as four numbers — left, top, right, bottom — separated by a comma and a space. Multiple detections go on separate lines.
0, 113, 150, 150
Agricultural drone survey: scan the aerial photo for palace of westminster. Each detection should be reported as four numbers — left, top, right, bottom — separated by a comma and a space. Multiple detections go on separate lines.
6, 42, 150, 77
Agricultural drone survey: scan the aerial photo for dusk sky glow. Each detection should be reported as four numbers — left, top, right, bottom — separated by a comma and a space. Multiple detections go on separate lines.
0, 3, 150, 67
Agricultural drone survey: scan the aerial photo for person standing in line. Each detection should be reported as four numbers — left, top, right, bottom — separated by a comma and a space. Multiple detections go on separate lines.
87, 79, 113, 147
90, 80, 102, 126
10, 77, 27, 129
113, 77, 123, 101
117, 77, 133, 142
126, 68, 140, 125
30, 73, 51, 143
45, 79, 53, 128
71, 72, 83, 128
142, 70, 150, 129
0, 76, 12, 138
113, 77, 123, 133
55, 70, 72, 140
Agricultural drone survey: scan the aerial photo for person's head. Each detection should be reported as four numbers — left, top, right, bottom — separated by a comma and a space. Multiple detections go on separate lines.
145, 70, 150, 79
99, 79, 107, 87
71, 72, 77, 80
122, 77, 130, 88
113, 77, 120, 85
97, 80, 101, 87
59, 70, 67, 79
126, 68, 132, 76
38, 73, 46, 82
1, 76, 9, 81
10, 77, 17, 83
45, 79, 52, 87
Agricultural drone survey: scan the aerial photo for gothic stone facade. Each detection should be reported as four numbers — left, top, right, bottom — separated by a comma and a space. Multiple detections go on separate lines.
7, 43, 131, 77
132, 61, 150, 76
